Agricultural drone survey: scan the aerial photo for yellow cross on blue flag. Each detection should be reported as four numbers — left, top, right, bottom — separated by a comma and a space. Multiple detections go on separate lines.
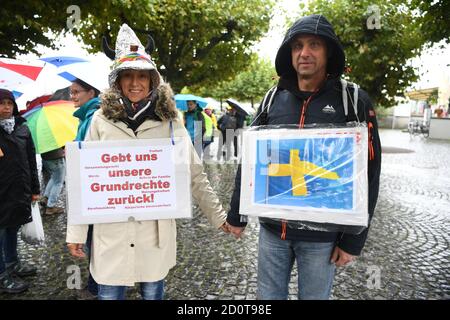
254, 137, 354, 210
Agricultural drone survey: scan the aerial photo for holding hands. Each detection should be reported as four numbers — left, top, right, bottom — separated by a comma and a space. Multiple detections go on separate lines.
220, 222, 245, 239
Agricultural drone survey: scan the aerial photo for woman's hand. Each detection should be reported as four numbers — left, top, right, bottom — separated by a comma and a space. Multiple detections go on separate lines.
31, 194, 40, 202
227, 223, 245, 239
67, 243, 86, 258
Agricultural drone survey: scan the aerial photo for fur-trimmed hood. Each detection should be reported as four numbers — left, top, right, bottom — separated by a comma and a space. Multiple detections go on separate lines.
99, 83, 179, 121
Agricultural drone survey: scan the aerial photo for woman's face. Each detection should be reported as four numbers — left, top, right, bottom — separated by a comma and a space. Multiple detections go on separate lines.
0, 98, 14, 120
187, 100, 197, 111
70, 82, 95, 108
119, 70, 151, 103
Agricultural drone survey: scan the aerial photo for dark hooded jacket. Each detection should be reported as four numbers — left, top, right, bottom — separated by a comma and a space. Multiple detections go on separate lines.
0, 89, 40, 228
227, 15, 381, 256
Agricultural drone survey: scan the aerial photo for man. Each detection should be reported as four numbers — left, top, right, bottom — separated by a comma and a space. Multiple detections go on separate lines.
226, 14, 381, 299
217, 106, 245, 159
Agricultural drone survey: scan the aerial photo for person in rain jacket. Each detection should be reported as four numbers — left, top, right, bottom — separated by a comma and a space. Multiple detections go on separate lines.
226, 14, 381, 300
70, 77, 101, 298
0, 89, 40, 294
66, 24, 230, 300
71, 78, 101, 141
201, 108, 214, 151
183, 100, 207, 159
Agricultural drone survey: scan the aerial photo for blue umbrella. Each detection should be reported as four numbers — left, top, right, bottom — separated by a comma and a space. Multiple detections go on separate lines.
174, 94, 208, 111
40, 56, 88, 67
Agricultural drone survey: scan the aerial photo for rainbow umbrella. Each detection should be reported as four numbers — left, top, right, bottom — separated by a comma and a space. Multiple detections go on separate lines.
23, 100, 79, 154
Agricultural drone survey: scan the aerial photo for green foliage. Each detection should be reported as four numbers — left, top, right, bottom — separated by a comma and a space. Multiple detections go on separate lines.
0, 0, 79, 57
194, 55, 278, 107
412, 0, 450, 45
0, 0, 273, 93
74, 0, 274, 92
227, 56, 278, 107
302, 0, 427, 108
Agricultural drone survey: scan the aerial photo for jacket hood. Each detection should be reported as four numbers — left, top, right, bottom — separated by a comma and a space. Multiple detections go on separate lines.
0, 89, 19, 116
275, 14, 345, 79
100, 83, 179, 121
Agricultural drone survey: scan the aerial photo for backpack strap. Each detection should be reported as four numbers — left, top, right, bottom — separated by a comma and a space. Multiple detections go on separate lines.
265, 86, 278, 114
341, 79, 349, 116
251, 85, 278, 126
340, 79, 360, 122
351, 82, 359, 118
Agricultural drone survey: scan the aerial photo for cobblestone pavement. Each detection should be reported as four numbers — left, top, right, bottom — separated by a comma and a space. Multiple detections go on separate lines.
1, 129, 448, 300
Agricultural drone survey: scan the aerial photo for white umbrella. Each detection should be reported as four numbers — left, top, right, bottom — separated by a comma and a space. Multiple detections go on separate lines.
0, 58, 45, 93
57, 59, 109, 92
204, 97, 221, 111
15, 62, 72, 110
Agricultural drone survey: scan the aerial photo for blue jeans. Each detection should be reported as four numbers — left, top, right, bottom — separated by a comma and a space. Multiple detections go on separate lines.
0, 226, 20, 276
98, 280, 164, 300
42, 158, 66, 207
257, 225, 336, 300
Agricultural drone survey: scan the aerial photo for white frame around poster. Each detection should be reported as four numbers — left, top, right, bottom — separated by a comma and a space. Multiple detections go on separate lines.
240, 127, 369, 227
65, 138, 192, 225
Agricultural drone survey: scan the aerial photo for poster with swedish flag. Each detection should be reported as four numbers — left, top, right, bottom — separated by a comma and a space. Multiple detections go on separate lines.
240, 127, 369, 227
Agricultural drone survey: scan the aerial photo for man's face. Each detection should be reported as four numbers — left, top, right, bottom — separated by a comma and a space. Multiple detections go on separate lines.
290, 34, 328, 80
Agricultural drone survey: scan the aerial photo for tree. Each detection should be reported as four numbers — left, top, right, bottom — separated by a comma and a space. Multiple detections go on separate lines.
413, 0, 450, 45
73, 0, 274, 92
229, 58, 277, 107
0, 0, 81, 57
1, 1, 273, 92
226, 57, 277, 107
301, 0, 426, 108
193, 55, 277, 107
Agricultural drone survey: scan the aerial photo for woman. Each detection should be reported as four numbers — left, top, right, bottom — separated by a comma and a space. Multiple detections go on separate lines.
70, 78, 101, 299
70, 78, 101, 142
41, 79, 101, 216
66, 24, 229, 300
0, 89, 40, 293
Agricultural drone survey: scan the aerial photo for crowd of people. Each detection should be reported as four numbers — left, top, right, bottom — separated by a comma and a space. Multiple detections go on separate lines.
0, 14, 381, 300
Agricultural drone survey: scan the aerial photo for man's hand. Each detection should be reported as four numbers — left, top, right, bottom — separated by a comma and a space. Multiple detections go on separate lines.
227, 223, 245, 239
330, 246, 355, 267
31, 194, 40, 202
67, 243, 86, 258
220, 222, 230, 234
